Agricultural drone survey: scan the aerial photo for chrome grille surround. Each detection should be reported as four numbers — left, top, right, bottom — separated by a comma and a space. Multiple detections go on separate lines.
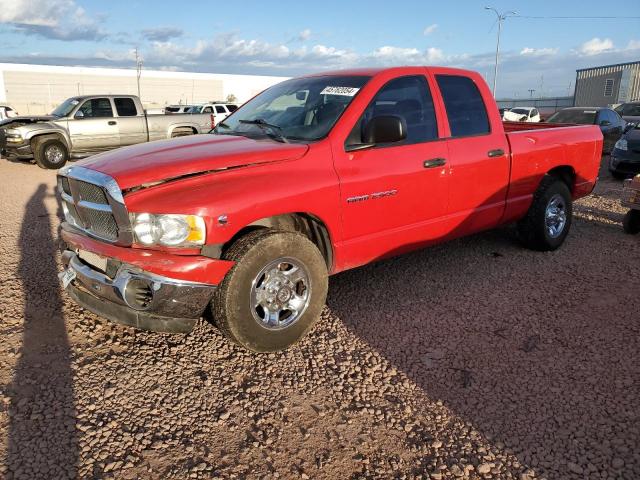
57, 166, 133, 245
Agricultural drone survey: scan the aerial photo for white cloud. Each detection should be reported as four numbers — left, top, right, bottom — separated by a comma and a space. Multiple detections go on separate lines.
626, 39, 640, 50
0, 0, 106, 40
579, 37, 614, 56
141, 27, 183, 42
520, 47, 559, 57
298, 29, 312, 41
423, 24, 438, 36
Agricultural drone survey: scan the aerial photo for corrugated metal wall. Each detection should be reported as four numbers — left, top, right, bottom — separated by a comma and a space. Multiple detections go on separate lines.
3, 71, 223, 115
574, 62, 640, 107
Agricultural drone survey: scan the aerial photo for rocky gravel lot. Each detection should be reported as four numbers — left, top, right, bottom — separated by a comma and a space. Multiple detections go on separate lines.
0, 157, 638, 480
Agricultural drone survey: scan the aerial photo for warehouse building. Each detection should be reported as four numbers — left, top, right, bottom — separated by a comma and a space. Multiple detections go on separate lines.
0, 63, 287, 115
574, 60, 640, 107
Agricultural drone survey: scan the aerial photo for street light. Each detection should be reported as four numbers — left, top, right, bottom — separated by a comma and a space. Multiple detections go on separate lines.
485, 6, 517, 97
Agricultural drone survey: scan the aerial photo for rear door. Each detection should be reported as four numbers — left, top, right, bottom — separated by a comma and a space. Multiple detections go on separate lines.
67, 98, 119, 152
333, 73, 450, 262
114, 97, 147, 146
434, 73, 510, 233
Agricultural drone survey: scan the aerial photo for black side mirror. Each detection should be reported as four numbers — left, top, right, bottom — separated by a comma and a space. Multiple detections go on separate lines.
624, 122, 636, 133
295, 91, 307, 101
599, 119, 611, 127
364, 115, 406, 144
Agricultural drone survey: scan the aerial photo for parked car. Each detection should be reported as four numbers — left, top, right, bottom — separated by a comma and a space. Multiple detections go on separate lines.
0, 95, 215, 169
621, 174, 640, 234
614, 101, 640, 124
186, 103, 238, 125
0, 105, 18, 120
610, 123, 640, 179
498, 107, 510, 117
56, 66, 602, 352
547, 107, 625, 153
164, 105, 197, 114
503, 107, 541, 122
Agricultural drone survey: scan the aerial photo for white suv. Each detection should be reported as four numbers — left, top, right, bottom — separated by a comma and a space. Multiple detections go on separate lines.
503, 107, 541, 123
186, 103, 238, 122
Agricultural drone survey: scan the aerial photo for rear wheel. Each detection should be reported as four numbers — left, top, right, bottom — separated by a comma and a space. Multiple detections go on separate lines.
623, 210, 640, 234
610, 171, 628, 180
211, 230, 328, 352
171, 128, 195, 138
34, 138, 68, 169
517, 176, 573, 251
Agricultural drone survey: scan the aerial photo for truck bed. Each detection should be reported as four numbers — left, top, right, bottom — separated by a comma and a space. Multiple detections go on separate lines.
502, 121, 580, 133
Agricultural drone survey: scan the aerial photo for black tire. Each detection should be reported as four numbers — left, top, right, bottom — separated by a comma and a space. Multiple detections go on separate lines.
517, 176, 573, 251
34, 138, 68, 169
211, 230, 328, 352
623, 210, 640, 234
171, 128, 195, 138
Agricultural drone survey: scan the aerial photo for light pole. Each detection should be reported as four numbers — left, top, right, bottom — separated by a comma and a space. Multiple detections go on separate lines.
485, 6, 517, 97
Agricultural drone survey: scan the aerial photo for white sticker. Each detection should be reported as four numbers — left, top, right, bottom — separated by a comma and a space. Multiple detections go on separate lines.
320, 86, 360, 96
58, 268, 76, 289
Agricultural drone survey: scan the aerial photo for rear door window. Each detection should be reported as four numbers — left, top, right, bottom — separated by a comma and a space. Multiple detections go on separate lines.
227, 104, 238, 112
215, 105, 226, 114
114, 97, 138, 116
436, 75, 490, 137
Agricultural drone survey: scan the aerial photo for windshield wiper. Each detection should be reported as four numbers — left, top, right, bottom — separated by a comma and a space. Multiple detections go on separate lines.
239, 119, 288, 143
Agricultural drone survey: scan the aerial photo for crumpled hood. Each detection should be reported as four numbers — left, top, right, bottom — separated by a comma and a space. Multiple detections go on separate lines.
79, 134, 309, 190
0, 115, 56, 127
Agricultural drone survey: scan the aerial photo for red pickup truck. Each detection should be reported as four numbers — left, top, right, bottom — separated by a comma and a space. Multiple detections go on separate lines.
57, 66, 602, 352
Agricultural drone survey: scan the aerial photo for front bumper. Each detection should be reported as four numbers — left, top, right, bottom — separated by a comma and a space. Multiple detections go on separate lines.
610, 151, 640, 176
61, 250, 216, 333
2, 142, 33, 160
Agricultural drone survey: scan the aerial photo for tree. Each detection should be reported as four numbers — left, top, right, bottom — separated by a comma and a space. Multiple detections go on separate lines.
226, 94, 237, 103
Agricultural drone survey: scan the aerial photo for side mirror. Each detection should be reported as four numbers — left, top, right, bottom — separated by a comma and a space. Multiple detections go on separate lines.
295, 91, 307, 101
74, 110, 85, 119
624, 122, 636, 133
364, 115, 406, 144
599, 119, 611, 127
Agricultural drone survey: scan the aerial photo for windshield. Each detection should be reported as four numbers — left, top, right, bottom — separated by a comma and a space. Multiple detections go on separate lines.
510, 108, 530, 115
547, 109, 597, 124
616, 103, 640, 116
51, 97, 80, 117
214, 75, 371, 142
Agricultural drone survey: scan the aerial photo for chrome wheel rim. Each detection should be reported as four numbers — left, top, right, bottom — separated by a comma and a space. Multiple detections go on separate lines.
250, 257, 311, 330
545, 194, 567, 239
45, 145, 65, 164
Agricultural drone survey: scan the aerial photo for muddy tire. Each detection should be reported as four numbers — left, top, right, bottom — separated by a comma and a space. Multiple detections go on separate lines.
517, 176, 573, 251
211, 230, 328, 352
34, 138, 68, 169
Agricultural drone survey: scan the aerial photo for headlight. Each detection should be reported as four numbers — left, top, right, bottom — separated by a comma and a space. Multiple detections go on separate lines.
5, 133, 23, 143
131, 213, 206, 247
615, 138, 628, 151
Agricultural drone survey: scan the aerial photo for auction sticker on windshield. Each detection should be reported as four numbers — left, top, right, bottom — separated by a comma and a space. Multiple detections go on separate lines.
320, 86, 360, 96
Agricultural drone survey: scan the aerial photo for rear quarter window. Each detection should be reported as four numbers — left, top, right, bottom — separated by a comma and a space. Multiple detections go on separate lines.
436, 75, 490, 137
114, 98, 138, 116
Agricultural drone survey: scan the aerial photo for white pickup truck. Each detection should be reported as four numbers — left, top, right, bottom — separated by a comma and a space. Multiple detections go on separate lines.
0, 95, 215, 169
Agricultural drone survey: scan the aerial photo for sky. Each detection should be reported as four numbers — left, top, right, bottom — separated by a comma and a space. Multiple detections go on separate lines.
0, 0, 639, 98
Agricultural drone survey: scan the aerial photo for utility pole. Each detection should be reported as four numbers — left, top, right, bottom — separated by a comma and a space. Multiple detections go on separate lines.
528, 89, 536, 98
135, 48, 143, 100
485, 6, 517, 97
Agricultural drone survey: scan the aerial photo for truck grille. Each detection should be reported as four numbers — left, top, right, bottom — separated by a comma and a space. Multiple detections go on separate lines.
57, 166, 132, 245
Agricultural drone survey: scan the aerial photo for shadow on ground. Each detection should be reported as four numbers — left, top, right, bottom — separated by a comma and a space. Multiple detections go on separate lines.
4, 184, 78, 479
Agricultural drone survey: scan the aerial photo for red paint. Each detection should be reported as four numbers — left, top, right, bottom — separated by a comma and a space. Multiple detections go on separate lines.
62, 229, 234, 285
69, 66, 602, 283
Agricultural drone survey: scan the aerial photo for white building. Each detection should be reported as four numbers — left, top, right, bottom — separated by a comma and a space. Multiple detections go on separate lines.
0, 63, 288, 115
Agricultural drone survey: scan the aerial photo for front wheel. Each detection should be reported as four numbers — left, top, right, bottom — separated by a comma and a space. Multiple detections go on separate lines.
623, 210, 640, 234
211, 230, 328, 352
34, 138, 68, 169
517, 176, 573, 251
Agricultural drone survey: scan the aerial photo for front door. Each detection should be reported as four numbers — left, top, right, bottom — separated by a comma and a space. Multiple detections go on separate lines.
68, 97, 120, 153
333, 74, 450, 266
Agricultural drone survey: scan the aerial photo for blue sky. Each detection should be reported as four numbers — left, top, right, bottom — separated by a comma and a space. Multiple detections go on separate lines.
1, 0, 639, 97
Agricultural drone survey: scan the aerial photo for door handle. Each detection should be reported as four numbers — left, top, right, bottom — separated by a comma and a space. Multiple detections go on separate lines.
488, 149, 505, 158
423, 158, 447, 168
108, 120, 117, 126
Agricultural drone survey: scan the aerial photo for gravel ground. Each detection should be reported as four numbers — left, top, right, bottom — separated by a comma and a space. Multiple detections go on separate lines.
0, 157, 638, 480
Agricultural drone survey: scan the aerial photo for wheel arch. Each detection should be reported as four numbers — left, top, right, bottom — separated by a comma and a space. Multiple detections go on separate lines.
546, 165, 576, 194
220, 213, 335, 271
30, 132, 70, 151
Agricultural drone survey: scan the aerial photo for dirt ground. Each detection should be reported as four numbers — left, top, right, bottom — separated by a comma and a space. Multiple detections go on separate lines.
0, 156, 638, 480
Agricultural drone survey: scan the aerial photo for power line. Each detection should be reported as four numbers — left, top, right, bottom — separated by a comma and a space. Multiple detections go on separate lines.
514, 15, 640, 19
